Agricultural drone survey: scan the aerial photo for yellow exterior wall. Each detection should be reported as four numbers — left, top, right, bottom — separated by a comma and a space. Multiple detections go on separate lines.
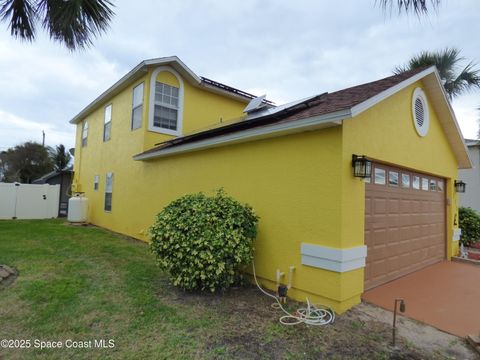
340, 80, 460, 305
142, 69, 248, 150
72, 69, 463, 314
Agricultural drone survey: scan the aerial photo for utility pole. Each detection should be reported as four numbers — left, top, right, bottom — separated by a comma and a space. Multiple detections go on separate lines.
42, 131, 45, 147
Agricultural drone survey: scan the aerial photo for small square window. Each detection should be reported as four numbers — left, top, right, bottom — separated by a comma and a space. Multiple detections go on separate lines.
104, 172, 113, 212
389, 171, 399, 186
401, 174, 410, 188
94, 175, 99, 191
429, 179, 437, 191
422, 178, 429, 191
412, 176, 420, 190
437, 180, 444, 192
374, 168, 386, 185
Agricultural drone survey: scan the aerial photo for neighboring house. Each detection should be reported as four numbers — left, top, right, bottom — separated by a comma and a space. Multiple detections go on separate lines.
33, 167, 73, 217
70, 56, 471, 313
459, 139, 480, 212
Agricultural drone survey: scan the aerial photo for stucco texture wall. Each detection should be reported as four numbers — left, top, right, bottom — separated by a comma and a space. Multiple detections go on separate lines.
341, 80, 460, 271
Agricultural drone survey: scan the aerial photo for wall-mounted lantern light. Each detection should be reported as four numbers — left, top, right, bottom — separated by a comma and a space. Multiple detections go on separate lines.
352, 154, 372, 178
454, 180, 466, 193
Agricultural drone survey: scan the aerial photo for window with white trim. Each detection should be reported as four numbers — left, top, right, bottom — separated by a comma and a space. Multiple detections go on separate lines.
131, 83, 144, 130
153, 82, 179, 131
82, 121, 88, 147
104, 172, 113, 212
94, 175, 99, 191
103, 104, 112, 142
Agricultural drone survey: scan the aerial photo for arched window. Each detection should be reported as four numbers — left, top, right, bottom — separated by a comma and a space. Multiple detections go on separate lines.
148, 67, 184, 136
82, 121, 88, 147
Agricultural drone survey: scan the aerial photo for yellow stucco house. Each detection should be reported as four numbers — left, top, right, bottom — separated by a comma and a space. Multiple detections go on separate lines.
70, 56, 471, 313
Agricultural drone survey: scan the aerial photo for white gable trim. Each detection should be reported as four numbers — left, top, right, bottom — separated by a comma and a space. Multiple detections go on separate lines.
69, 56, 251, 125
350, 67, 436, 117
350, 66, 471, 169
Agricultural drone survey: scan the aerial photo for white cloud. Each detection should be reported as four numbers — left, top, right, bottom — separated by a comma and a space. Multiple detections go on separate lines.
0, 0, 479, 151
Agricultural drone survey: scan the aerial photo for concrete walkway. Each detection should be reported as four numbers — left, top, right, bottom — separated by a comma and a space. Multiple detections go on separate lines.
362, 261, 480, 338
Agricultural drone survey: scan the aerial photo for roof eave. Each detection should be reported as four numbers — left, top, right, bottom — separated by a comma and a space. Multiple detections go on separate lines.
350, 66, 472, 170
133, 110, 350, 161
69, 56, 243, 124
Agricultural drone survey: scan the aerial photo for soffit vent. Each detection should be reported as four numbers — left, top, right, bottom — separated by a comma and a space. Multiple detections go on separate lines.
412, 88, 429, 137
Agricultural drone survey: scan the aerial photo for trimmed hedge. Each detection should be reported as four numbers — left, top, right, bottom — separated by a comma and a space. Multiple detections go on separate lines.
459, 207, 480, 247
150, 189, 258, 292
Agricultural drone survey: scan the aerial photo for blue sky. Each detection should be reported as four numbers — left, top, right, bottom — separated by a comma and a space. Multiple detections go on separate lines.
0, 0, 478, 151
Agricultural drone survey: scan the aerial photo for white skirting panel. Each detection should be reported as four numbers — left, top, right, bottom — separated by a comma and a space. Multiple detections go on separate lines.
453, 228, 462, 241
301, 243, 367, 273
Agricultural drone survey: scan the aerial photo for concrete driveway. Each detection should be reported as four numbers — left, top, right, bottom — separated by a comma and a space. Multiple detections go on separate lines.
362, 261, 480, 338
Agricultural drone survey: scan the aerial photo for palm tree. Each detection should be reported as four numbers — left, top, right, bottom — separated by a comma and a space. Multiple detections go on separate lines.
394, 48, 480, 99
49, 144, 72, 171
377, 0, 440, 16
0, 0, 115, 50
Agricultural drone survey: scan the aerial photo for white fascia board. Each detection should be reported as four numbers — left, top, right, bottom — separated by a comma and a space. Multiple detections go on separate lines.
350, 66, 472, 169
429, 71, 473, 169
69, 62, 149, 124
70, 57, 200, 125
350, 66, 437, 117
133, 110, 349, 161
300, 243, 367, 273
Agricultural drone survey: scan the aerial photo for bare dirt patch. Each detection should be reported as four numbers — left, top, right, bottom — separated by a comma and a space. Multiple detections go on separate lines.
0, 265, 18, 288
155, 282, 462, 359
355, 302, 478, 360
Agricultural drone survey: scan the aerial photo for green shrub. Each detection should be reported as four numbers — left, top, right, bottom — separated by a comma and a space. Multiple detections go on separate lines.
150, 189, 259, 292
459, 207, 480, 246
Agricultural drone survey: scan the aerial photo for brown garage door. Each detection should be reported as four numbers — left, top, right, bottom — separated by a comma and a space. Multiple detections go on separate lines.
364, 163, 446, 290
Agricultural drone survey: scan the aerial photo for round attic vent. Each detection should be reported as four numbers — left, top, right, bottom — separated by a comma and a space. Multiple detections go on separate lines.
412, 88, 429, 137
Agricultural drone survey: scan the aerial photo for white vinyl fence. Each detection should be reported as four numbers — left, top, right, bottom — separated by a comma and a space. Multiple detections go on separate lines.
0, 183, 60, 219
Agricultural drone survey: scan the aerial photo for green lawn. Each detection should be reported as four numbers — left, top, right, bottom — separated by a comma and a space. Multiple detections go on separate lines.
0, 220, 436, 359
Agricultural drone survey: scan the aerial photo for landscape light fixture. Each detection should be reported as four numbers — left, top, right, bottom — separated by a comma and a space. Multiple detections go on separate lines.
392, 298, 406, 347
352, 154, 372, 178
454, 180, 466, 193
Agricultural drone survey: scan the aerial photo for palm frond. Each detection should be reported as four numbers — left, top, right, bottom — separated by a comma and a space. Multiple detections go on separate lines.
38, 0, 115, 50
0, 0, 37, 40
446, 62, 480, 98
377, 0, 440, 16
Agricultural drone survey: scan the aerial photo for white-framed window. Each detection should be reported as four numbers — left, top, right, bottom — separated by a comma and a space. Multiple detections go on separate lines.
94, 175, 99, 191
374, 168, 386, 185
421, 178, 429, 191
104, 172, 113, 212
412, 176, 420, 190
82, 121, 88, 147
154, 82, 179, 131
401, 173, 410, 188
388, 171, 399, 186
148, 67, 184, 136
429, 179, 437, 191
131, 83, 144, 130
103, 104, 112, 142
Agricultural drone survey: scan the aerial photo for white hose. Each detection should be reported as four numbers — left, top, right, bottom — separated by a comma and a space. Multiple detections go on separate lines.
252, 261, 335, 326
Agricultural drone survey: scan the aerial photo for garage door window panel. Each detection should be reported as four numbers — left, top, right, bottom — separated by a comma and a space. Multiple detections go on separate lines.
374, 168, 386, 185
401, 174, 410, 188
389, 171, 399, 186
437, 180, 444, 192
413, 176, 420, 190
422, 178, 429, 191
